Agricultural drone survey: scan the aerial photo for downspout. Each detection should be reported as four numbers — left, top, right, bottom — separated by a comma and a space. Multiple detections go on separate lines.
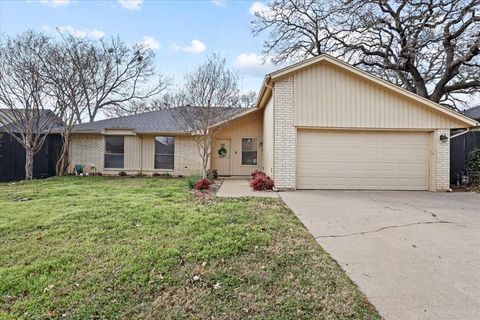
450, 127, 470, 139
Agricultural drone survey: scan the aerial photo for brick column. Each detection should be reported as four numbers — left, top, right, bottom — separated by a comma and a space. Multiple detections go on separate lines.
434, 129, 450, 191
273, 77, 296, 190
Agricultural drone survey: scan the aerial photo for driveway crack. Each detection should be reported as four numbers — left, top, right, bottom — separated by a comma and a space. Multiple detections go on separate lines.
315, 220, 454, 238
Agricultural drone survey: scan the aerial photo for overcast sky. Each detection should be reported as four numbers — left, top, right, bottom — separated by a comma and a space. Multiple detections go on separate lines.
0, 0, 276, 94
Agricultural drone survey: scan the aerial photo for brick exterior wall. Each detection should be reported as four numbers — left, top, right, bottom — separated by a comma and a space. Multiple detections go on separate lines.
69, 134, 203, 176
273, 76, 296, 190
70, 135, 104, 173
434, 129, 450, 191
173, 137, 204, 176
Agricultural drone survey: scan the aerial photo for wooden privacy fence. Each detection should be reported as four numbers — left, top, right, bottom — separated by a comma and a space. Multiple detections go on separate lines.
0, 133, 62, 181
450, 130, 480, 184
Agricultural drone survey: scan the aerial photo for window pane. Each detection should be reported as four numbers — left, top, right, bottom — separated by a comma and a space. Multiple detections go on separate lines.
242, 151, 257, 165
242, 138, 256, 152
241, 138, 257, 165
104, 154, 124, 168
155, 155, 174, 170
105, 136, 124, 154
155, 136, 175, 155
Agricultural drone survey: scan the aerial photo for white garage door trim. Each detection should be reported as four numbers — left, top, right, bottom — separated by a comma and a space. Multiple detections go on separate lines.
297, 130, 430, 190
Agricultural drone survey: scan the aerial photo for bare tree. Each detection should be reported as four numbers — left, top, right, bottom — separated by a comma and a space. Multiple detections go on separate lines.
103, 94, 172, 117
61, 34, 170, 122
251, 0, 337, 63
252, 0, 480, 108
170, 54, 241, 178
39, 41, 88, 176
0, 32, 62, 180
228, 91, 257, 108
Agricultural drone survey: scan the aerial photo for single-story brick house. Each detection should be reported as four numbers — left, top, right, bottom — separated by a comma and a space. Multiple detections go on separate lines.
70, 55, 478, 191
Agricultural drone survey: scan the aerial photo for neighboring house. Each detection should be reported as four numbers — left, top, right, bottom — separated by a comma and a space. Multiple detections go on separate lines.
0, 109, 63, 181
450, 105, 480, 183
463, 105, 480, 121
70, 54, 478, 191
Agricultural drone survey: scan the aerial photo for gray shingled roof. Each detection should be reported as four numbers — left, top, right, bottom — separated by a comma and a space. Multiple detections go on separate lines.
0, 109, 64, 132
72, 106, 248, 133
464, 105, 480, 121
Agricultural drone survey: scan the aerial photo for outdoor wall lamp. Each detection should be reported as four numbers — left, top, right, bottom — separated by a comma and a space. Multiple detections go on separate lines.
440, 134, 449, 143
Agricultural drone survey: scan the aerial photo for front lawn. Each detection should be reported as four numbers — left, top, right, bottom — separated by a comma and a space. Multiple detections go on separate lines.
0, 177, 378, 319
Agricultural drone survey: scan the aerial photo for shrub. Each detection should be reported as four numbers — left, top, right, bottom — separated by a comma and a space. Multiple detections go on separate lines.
251, 170, 266, 179
134, 171, 146, 178
118, 171, 128, 177
186, 174, 202, 189
207, 169, 218, 180
250, 174, 275, 191
194, 178, 211, 191
467, 149, 480, 180
153, 172, 172, 178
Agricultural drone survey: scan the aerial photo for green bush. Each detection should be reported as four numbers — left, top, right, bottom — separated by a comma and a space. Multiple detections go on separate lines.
467, 148, 480, 178
186, 174, 202, 189
206, 169, 217, 181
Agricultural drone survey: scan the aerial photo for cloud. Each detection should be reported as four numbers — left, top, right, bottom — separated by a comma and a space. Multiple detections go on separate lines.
37, 0, 71, 7
139, 36, 161, 50
210, 0, 226, 6
43, 25, 105, 40
117, 0, 142, 10
249, 1, 269, 15
234, 52, 275, 77
172, 39, 206, 54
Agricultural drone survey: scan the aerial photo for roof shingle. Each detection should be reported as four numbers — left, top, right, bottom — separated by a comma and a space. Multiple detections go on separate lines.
464, 106, 480, 121
72, 106, 247, 133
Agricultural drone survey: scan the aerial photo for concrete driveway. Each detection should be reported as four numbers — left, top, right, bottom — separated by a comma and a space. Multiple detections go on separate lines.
280, 191, 480, 320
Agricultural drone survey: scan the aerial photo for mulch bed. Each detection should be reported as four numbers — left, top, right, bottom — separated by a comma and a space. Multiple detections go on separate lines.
451, 184, 480, 193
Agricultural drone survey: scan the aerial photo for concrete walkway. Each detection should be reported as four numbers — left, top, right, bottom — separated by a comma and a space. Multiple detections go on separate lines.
216, 178, 278, 198
280, 190, 480, 320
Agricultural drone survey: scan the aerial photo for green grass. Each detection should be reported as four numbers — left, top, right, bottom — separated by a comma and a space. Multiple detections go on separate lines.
0, 177, 379, 319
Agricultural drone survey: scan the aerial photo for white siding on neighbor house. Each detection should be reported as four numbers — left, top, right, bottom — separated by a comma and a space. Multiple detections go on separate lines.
293, 61, 467, 129
215, 111, 263, 176
262, 97, 274, 177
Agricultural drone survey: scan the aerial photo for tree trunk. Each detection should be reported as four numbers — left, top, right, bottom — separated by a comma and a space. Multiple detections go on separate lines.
56, 132, 71, 176
25, 148, 34, 180
201, 150, 209, 179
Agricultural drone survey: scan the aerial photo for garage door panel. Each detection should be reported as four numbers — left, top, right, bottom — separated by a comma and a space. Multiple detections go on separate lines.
297, 130, 429, 190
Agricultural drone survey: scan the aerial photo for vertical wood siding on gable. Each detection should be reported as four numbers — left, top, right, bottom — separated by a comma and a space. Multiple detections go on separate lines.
293, 62, 465, 129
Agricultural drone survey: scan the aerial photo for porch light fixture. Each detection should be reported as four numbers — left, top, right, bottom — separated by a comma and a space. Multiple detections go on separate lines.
439, 134, 449, 143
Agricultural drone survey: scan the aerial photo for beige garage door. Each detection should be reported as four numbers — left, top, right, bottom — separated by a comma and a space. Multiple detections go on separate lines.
297, 130, 430, 190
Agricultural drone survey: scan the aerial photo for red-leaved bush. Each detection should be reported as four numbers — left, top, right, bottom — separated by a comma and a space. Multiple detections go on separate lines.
251, 170, 266, 179
194, 178, 211, 191
250, 173, 275, 191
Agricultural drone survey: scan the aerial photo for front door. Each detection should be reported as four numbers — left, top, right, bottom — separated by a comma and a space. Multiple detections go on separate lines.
213, 139, 231, 176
